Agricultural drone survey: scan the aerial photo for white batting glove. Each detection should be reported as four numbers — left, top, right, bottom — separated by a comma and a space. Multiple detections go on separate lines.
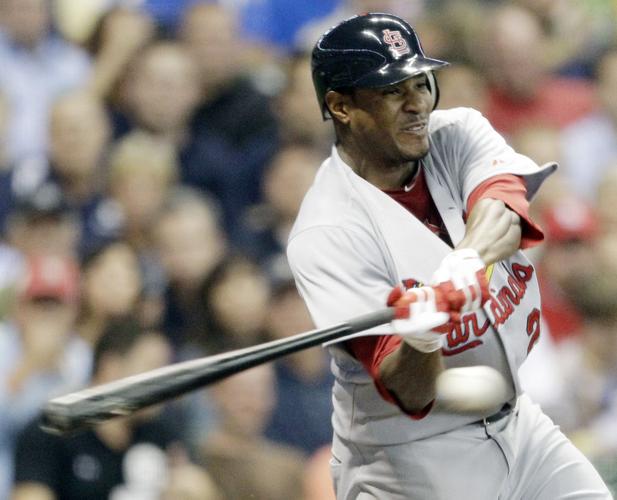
430, 248, 489, 314
387, 286, 450, 353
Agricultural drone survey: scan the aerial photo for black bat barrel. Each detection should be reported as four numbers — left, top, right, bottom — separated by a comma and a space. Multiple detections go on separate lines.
41, 308, 394, 435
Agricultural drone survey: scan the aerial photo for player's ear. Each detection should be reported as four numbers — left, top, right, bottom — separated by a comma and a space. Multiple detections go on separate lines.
325, 90, 353, 125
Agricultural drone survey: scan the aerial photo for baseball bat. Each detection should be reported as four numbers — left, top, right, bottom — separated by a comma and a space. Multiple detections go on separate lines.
41, 307, 395, 436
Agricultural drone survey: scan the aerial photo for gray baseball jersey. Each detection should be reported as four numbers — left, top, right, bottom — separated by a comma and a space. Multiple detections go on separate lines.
287, 108, 611, 498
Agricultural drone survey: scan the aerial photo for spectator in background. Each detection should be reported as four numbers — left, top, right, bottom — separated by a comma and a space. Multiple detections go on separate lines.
512, 0, 616, 78
201, 256, 271, 354
0, 90, 121, 252
153, 188, 227, 352
536, 197, 599, 343
0, 0, 91, 162
107, 131, 179, 253
106, 131, 179, 326
560, 231, 617, 452
119, 41, 201, 145
47, 91, 121, 249
86, 7, 156, 101
54, 0, 180, 45
200, 365, 305, 500
177, 255, 272, 448
77, 241, 143, 347
478, 4, 595, 137
179, 2, 280, 242
413, 2, 486, 70
264, 280, 333, 456
48, 91, 109, 198
238, 142, 321, 277
274, 52, 333, 153
180, 3, 248, 103
0, 254, 89, 499
436, 62, 488, 115
560, 47, 617, 200
510, 124, 563, 167
4, 184, 81, 258
12, 317, 184, 500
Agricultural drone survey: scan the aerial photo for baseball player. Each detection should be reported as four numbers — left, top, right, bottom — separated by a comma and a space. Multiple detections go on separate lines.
287, 13, 612, 500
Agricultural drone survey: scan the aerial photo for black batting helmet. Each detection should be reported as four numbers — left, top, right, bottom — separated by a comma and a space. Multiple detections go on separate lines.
312, 13, 449, 119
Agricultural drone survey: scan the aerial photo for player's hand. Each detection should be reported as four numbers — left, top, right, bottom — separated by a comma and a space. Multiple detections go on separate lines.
430, 248, 490, 316
387, 286, 450, 353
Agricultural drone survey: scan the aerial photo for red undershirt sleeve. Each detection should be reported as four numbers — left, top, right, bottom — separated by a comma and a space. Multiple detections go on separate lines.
466, 174, 544, 249
345, 335, 434, 419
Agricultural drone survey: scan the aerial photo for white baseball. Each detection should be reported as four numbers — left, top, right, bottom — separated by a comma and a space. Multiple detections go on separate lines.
435, 365, 509, 414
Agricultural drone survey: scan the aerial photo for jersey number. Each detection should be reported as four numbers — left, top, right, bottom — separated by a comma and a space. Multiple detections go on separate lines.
526, 308, 541, 354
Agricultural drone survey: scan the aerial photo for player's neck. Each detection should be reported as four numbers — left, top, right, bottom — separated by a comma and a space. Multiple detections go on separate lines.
337, 144, 418, 190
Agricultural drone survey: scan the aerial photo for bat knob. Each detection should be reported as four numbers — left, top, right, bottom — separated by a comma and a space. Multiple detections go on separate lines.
40, 402, 77, 436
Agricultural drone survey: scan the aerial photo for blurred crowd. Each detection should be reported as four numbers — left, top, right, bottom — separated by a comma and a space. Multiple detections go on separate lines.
0, 0, 616, 498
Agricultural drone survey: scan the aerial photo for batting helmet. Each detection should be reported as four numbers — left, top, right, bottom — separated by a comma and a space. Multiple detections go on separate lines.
312, 13, 449, 119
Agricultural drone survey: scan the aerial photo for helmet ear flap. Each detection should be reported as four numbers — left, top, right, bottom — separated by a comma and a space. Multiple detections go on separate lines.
426, 71, 440, 110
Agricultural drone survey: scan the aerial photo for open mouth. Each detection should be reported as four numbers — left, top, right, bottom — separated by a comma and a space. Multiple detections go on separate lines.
401, 120, 428, 134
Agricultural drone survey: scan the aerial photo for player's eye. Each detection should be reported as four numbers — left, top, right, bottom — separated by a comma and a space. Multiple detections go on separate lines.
382, 86, 402, 96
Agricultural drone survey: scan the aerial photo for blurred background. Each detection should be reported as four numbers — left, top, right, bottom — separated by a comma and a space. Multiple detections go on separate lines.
0, 0, 616, 498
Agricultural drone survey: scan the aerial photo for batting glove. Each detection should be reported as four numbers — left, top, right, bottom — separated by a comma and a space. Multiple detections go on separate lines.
387, 286, 450, 353
430, 248, 490, 317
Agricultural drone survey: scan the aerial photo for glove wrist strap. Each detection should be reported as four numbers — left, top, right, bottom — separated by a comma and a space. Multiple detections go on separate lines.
403, 336, 443, 353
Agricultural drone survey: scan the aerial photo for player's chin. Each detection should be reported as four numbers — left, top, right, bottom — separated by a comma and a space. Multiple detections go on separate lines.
397, 138, 430, 161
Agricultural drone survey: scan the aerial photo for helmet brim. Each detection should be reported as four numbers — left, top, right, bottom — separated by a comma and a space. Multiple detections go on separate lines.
352, 55, 449, 89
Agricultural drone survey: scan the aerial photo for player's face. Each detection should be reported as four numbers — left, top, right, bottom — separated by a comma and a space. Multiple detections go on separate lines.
348, 74, 433, 164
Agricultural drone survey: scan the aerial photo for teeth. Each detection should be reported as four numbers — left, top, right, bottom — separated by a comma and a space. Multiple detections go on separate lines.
405, 123, 425, 132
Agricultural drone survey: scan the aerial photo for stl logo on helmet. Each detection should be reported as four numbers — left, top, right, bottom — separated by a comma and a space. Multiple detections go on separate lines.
382, 29, 410, 57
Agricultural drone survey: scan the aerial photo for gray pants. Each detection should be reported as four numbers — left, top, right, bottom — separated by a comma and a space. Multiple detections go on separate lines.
331, 395, 612, 499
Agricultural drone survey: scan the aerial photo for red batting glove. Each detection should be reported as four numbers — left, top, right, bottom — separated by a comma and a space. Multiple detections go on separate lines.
386, 285, 450, 352
430, 249, 490, 317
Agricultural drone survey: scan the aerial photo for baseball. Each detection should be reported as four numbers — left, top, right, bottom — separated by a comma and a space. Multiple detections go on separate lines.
435, 366, 509, 414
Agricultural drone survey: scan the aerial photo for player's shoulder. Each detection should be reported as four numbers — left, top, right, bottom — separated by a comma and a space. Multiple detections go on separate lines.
428, 108, 499, 157
429, 107, 487, 135
289, 154, 366, 241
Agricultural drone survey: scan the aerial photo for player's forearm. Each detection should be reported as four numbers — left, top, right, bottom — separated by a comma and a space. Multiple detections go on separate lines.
457, 198, 522, 265
379, 343, 444, 413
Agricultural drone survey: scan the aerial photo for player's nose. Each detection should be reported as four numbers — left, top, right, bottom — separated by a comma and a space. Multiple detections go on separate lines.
402, 92, 429, 114
400, 81, 430, 114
